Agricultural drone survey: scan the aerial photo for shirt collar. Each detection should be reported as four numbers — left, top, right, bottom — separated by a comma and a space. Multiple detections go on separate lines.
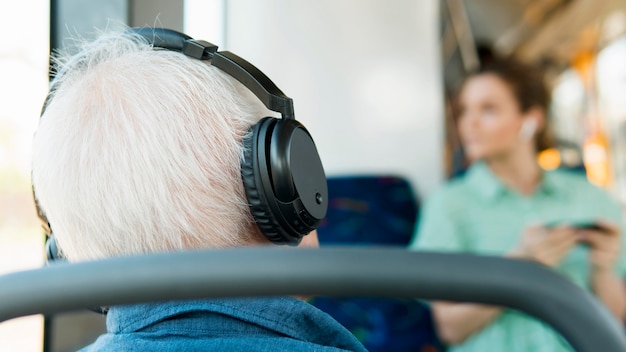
465, 162, 507, 201
106, 296, 366, 351
539, 170, 564, 197
465, 162, 564, 202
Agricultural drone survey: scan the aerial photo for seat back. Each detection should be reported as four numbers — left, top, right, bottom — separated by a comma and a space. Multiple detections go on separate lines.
311, 175, 443, 352
317, 175, 418, 246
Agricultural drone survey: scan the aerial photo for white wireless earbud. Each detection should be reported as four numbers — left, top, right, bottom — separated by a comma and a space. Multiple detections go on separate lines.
519, 119, 537, 141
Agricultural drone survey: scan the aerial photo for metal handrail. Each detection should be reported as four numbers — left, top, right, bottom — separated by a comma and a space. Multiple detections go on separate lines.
0, 247, 623, 351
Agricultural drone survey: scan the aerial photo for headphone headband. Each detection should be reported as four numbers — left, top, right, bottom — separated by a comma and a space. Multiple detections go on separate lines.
128, 28, 295, 119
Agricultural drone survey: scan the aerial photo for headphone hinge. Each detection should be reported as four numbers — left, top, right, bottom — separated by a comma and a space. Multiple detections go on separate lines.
183, 40, 218, 60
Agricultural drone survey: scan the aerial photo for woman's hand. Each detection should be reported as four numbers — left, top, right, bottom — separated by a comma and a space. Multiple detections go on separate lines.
508, 225, 578, 267
578, 221, 621, 273
578, 221, 626, 321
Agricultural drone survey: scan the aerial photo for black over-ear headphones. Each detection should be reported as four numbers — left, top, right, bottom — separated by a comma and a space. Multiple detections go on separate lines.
34, 28, 328, 262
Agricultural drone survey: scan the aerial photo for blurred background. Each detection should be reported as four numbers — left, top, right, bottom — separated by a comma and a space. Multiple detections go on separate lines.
1, 0, 626, 350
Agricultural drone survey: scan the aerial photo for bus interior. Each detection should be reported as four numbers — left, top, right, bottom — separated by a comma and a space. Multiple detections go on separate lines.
2, 0, 626, 351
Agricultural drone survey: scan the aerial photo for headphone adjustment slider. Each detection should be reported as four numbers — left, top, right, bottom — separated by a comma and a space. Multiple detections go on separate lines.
183, 40, 218, 60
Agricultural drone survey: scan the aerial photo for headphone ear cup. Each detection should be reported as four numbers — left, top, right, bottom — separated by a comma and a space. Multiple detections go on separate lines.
241, 118, 293, 244
241, 117, 328, 245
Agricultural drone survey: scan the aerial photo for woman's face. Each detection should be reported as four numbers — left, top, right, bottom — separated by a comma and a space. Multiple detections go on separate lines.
457, 74, 527, 161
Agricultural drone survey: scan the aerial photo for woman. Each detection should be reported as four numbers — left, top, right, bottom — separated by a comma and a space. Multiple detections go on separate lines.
410, 59, 626, 351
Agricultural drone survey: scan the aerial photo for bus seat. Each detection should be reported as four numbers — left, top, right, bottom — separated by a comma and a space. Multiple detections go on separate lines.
311, 175, 443, 352
316, 175, 419, 246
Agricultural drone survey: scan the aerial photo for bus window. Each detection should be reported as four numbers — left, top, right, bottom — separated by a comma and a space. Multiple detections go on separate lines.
0, 2, 49, 351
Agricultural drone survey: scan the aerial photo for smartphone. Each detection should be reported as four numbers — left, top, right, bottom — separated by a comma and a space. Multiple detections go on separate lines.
544, 220, 608, 233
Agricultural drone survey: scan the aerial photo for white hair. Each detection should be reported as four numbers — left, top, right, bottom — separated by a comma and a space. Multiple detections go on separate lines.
32, 30, 274, 261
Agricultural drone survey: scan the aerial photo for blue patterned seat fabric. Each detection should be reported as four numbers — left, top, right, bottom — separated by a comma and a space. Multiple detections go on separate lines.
311, 175, 444, 352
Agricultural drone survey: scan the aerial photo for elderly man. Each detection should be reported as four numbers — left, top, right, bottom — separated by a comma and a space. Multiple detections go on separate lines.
31, 28, 365, 351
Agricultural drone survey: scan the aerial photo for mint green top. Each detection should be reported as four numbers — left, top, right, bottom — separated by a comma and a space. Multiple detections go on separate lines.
409, 162, 626, 352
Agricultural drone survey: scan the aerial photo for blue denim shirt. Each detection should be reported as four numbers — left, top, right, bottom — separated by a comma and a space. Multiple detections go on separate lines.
81, 296, 367, 351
